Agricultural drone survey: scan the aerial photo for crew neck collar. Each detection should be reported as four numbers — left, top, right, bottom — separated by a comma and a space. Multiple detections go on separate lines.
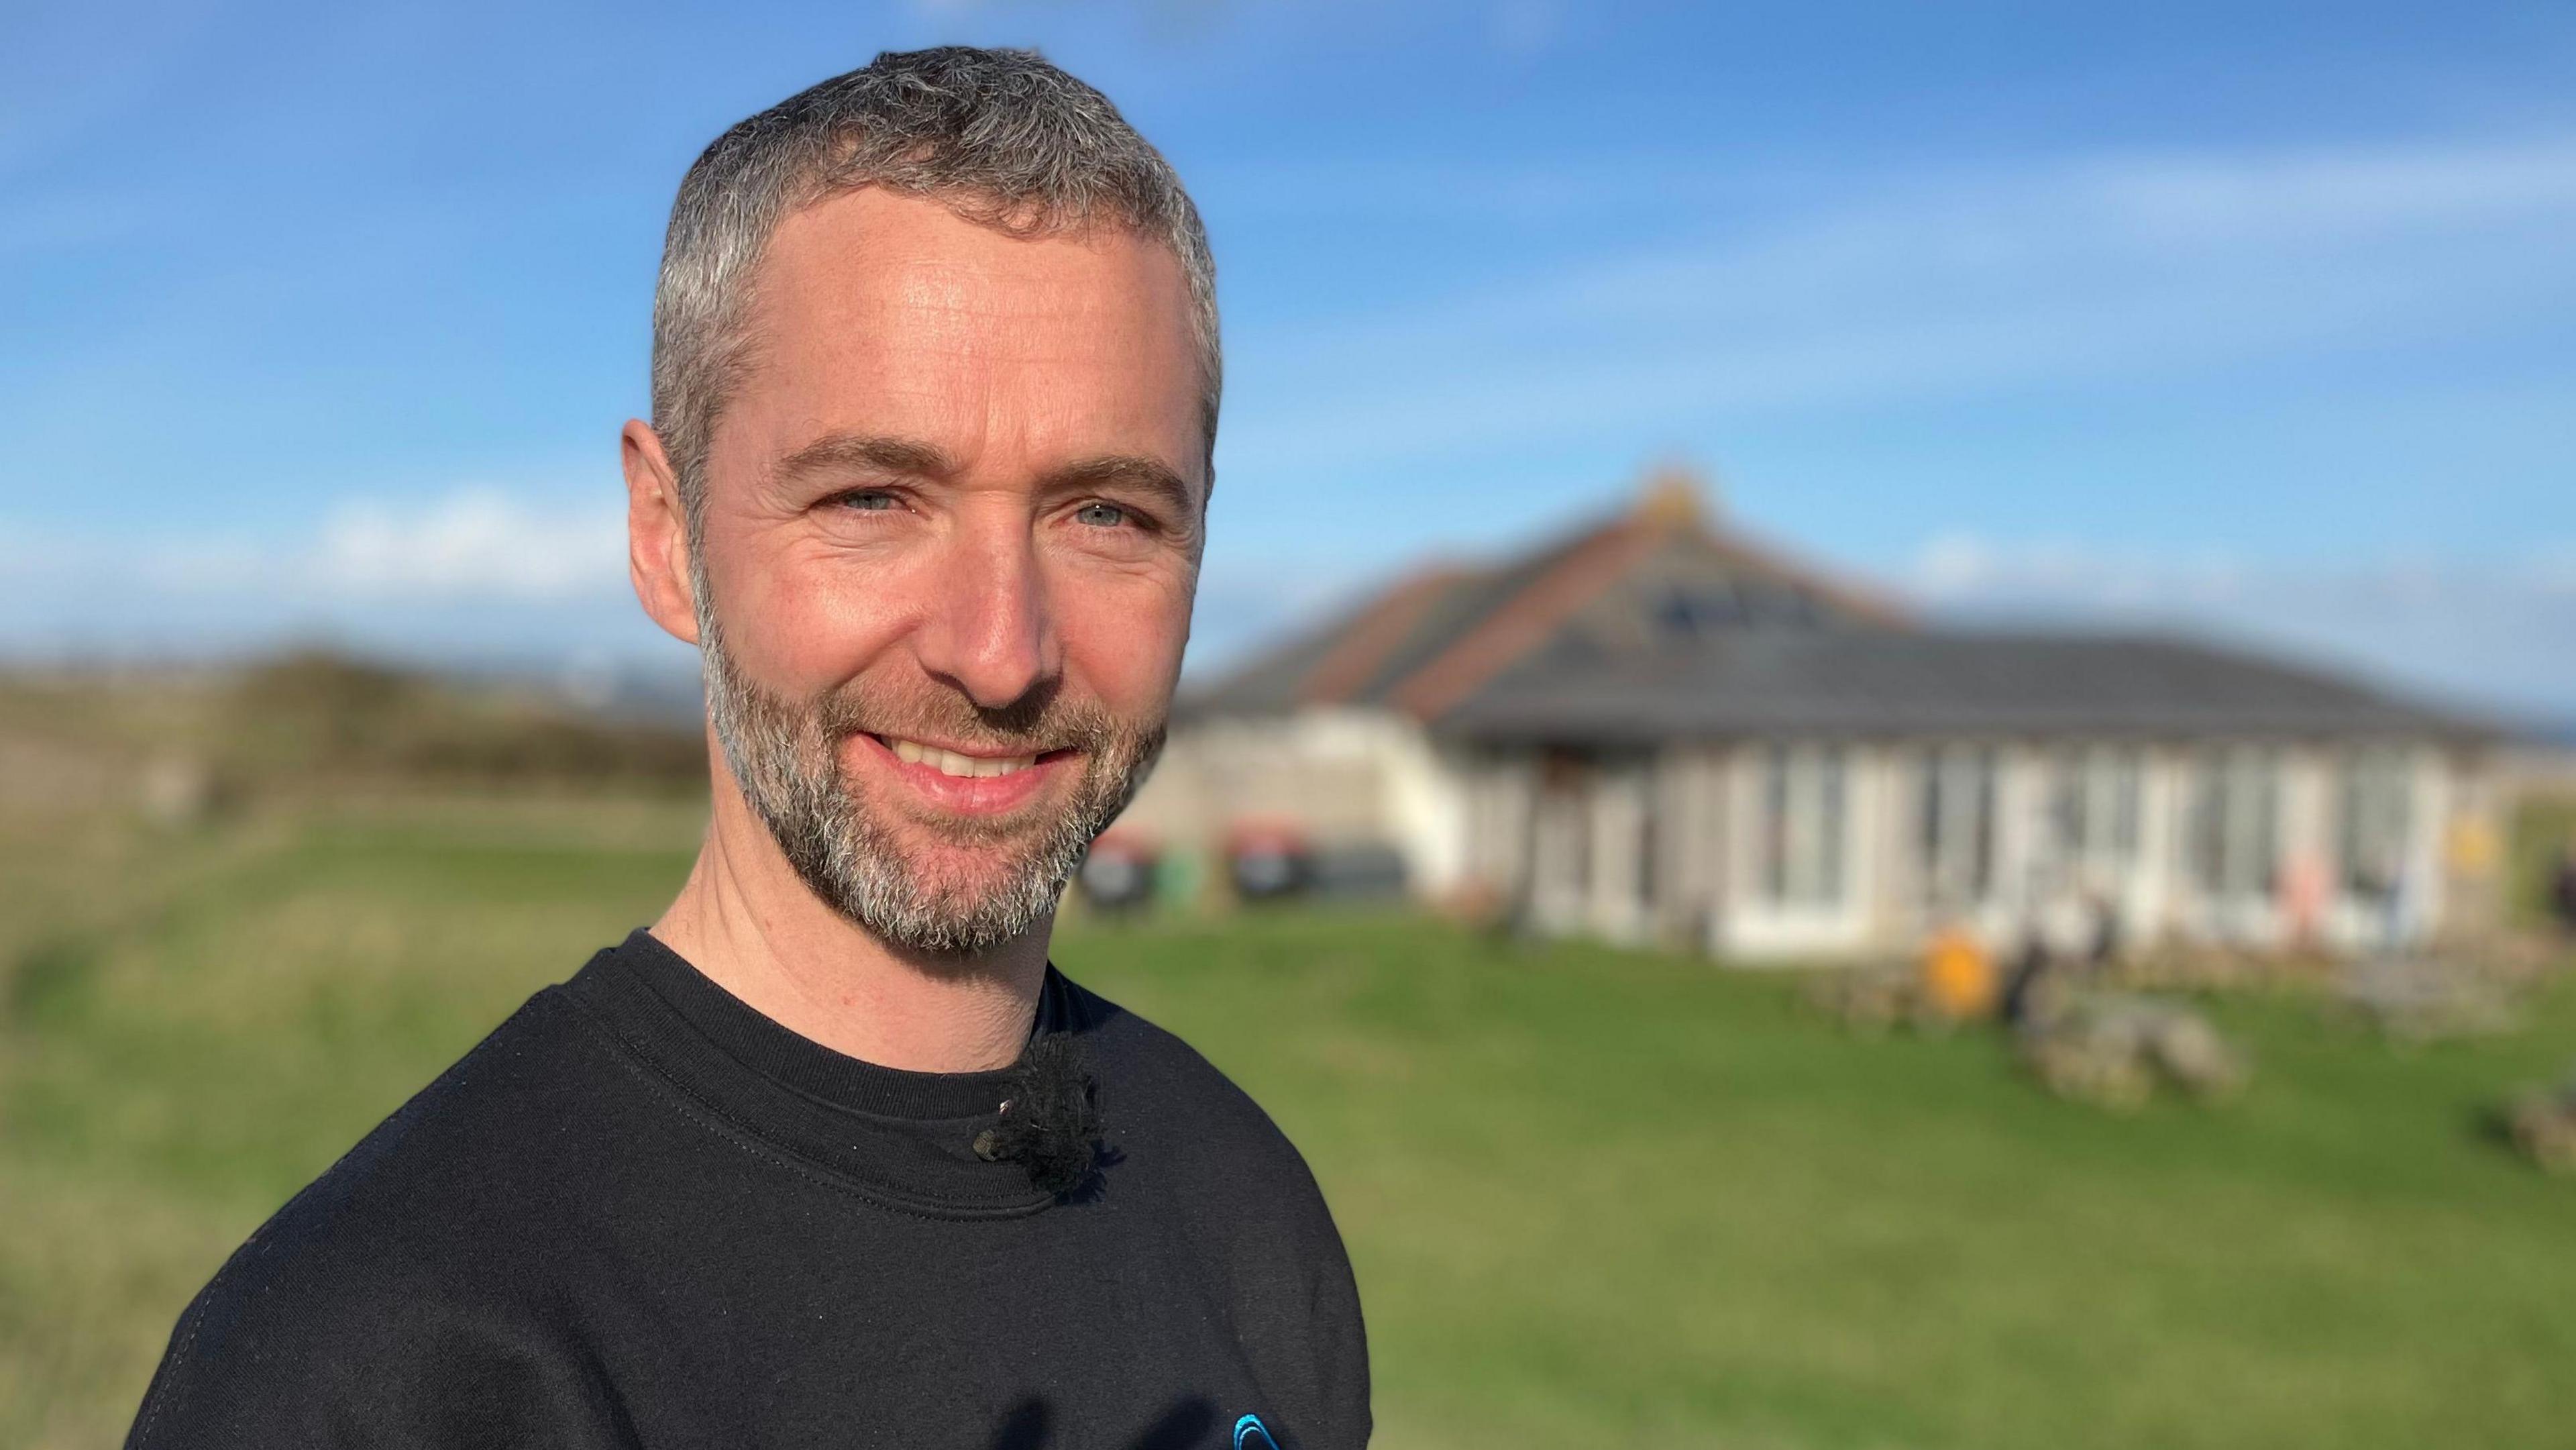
561, 928, 1093, 1217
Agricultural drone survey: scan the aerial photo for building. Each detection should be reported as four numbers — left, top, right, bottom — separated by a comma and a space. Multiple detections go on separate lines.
1123, 468, 2506, 962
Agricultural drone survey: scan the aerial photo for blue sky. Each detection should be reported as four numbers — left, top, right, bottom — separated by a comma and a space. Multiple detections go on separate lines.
5, 0, 2573, 717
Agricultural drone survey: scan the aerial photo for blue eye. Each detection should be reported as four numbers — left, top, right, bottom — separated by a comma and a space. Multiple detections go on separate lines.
837, 490, 899, 512
1075, 501, 1131, 528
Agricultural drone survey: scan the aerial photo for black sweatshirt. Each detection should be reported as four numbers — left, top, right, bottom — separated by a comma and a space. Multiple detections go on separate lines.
125, 931, 1371, 1449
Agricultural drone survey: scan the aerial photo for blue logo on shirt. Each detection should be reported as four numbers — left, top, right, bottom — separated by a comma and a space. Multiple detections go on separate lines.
1232, 1413, 1279, 1450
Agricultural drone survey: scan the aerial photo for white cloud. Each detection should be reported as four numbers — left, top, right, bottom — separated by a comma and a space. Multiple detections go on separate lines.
1224, 133, 2576, 470
2, 487, 628, 605
0, 485, 649, 668
310, 488, 627, 600
2075, 139, 2576, 246
1913, 533, 2255, 610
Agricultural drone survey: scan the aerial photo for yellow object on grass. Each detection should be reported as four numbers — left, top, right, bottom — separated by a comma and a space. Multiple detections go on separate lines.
1921, 926, 1997, 1021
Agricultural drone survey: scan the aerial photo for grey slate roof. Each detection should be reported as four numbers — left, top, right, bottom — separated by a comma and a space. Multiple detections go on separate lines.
1187, 471, 2492, 747
1437, 629, 2495, 745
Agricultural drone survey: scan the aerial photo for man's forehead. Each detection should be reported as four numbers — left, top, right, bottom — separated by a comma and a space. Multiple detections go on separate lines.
755, 188, 1194, 336
724, 189, 1207, 481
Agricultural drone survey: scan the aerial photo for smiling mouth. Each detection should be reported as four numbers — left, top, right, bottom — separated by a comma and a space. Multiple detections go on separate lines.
871, 734, 1075, 780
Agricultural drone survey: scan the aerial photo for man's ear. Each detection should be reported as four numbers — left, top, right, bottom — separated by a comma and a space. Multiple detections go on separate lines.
622, 419, 702, 646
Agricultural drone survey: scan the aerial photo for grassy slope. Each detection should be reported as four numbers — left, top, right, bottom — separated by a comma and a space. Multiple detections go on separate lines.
0, 798, 707, 1450
5, 798, 2573, 1448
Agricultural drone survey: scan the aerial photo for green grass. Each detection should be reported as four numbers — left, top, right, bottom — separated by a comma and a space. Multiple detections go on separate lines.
5, 796, 2575, 1449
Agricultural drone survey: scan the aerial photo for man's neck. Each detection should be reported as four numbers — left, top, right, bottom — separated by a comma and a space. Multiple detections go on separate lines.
649, 767, 1053, 1075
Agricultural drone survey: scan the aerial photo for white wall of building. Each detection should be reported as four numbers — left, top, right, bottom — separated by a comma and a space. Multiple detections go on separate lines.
1154, 706, 2486, 964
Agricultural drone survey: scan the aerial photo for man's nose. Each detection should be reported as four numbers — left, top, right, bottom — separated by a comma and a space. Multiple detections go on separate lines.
914, 514, 1059, 713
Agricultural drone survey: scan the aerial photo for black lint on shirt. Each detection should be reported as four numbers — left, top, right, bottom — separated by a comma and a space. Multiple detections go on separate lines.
124, 930, 1371, 1449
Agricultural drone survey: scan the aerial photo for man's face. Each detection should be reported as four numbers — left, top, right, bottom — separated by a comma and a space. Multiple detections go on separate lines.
688, 188, 1205, 955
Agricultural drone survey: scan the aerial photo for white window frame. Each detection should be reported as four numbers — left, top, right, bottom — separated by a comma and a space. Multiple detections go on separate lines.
1758, 742, 1847, 908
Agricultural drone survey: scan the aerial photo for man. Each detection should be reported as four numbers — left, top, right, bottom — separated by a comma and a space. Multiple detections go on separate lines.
127, 47, 1369, 1450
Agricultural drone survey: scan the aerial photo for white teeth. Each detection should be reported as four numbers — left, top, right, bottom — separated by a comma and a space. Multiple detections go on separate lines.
885, 738, 1036, 779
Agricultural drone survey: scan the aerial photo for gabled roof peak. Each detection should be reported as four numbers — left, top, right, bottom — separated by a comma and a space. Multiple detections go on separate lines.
1633, 459, 1717, 529
1191, 459, 1907, 723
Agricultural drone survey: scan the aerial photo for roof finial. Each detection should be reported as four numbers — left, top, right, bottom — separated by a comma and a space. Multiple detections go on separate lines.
1635, 458, 1715, 527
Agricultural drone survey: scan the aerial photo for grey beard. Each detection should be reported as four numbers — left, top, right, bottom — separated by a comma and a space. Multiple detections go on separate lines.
696, 603, 1162, 957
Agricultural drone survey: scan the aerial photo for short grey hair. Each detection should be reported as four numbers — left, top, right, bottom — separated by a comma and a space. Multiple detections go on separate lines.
650, 46, 1220, 531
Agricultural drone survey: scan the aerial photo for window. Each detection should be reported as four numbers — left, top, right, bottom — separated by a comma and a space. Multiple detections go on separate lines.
1655, 585, 1741, 635
1653, 582, 1821, 637
1917, 744, 1998, 909
2045, 745, 2143, 874
1533, 752, 1592, 906
2337, 748, 2414, 898
1635, 787, 1660, 909
2185, 746, 2281, 900
1758, 743, 1847, 907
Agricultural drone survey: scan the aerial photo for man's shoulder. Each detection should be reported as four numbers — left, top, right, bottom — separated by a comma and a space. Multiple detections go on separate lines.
1058, 976, 1332, 1194
198, 986, 606, 1296
128, 988, 633, 1446
175, 978, 653, 1318
1064, 977, 1264, 1108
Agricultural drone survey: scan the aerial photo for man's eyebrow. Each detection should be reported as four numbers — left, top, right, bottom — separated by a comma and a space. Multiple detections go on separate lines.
771, 433, 959, 486
1041, 455, 1200, 519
